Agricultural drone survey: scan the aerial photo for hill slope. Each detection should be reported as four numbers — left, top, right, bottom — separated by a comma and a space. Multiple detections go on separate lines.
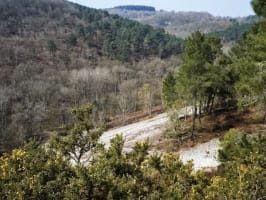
0, 0, 182, 152
107, 7, 258, 40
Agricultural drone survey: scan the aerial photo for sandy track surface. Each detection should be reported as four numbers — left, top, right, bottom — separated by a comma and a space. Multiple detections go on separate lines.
100, 113, 169, 152
179, 138, 220, 170
100, 110, 221, 169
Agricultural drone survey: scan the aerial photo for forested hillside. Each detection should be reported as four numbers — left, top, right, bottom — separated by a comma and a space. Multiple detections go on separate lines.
107, 7, 259, 40
209, 16, 259, 42
0, 0, 183, 153
0, 0, 266, 198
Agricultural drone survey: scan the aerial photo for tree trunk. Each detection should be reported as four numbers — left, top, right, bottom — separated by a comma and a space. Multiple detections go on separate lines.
206, 92, 213, 113
263, 102, 266, 124
210, 93, 216, 113
264, 111, 266, 124
192, 105, 197, 138
77, 149, 84, 164
198, 103, 202, 127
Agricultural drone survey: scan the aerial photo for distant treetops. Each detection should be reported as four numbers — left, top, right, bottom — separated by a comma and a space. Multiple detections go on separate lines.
113, 5, 156, 12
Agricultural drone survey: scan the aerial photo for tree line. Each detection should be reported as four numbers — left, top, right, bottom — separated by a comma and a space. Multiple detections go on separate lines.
162, 0, 266, 135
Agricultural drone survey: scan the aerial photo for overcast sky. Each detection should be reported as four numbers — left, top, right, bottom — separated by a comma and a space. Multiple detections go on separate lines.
68, 0, 254, 17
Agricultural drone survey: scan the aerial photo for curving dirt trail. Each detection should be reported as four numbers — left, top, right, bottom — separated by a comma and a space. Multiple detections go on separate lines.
100, 110, 221, 169
101, 113, 169, 152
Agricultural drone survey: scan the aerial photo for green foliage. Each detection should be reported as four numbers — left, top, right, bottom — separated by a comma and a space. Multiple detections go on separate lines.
49, 103, 103, 164
209, 19, 258, 42
0, 125, 204, 199
1, 1, 266, 198
130, 140, 150, 165
114, 5, 156, 12
206, 129, 266, 199
252, 0, 266, 17
0, 141, 73, 199
218, 129, 250, 162
165, 31, 232, 133
232, 20, 266, 120
176, 32, 225, 109
0, 0, 183, 62
1, 107, 266, 199
47, 40, 57, 56
162, 72, 177, 108
68, 2, 183, 61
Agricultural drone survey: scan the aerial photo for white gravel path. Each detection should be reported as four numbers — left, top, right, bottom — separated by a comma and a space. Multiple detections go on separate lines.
100, 113, 169, 152
178, 138, 220, 170
100, 111, 221, 169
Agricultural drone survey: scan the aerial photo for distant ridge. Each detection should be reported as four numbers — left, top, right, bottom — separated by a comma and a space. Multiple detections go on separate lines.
107, 7, 258, 39
114, 5, 155, 12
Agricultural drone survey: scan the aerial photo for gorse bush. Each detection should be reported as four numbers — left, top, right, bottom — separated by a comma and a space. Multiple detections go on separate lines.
1, 125, 265, 199
1, 103, 266, 199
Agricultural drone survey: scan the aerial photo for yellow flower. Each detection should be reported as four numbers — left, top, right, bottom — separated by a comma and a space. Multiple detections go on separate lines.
238, 164, 248, 173
11, 149, 26, 161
